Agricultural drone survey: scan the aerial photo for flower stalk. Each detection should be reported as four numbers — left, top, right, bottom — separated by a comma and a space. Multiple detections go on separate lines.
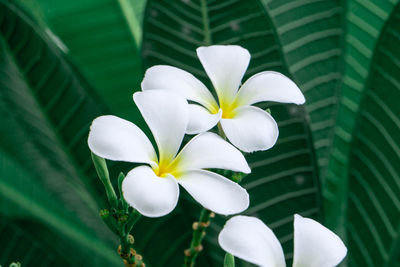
183, 209, 215, 267
91, 154, 145, 267
118, 234, 145, 267
116, 210, 144, 267
99, 209, 119, 235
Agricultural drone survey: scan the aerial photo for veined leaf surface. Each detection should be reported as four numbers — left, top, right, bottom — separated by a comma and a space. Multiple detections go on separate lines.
27, 0, 147, 122
345, 3, 400, 266
325, 0, 400, 233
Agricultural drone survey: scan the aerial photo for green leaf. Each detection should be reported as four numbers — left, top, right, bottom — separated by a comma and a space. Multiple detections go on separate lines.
29, 0, 147, 122
0, 148, 120, 266
0, 0, 111, 207
324, 0, 400, 234
136, 0, 322, 266
224, 253, 235, 267
344, 3, 400, 266
0, 217, 75, 266
259, 0, 343, 177
0, 1, 120, 266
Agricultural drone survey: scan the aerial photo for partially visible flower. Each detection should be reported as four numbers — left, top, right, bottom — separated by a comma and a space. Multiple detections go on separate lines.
218, 214, 347, 267
88, 90, 250, 217
141, 45, 305, 153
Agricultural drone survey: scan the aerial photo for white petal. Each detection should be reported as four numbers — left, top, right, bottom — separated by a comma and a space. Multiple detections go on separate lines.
175, 132, 250, 173
218, 216, 286, 267
197, 45, 250, 105
133, 91, 188, 165
177, 170, 249, 215
186, 104, 222, 134
221, 106, 278, 153
88, 115, 156, 165
141, 65, 218, 112
293, 214, 347, 267
122, 166, 179, 217
235, 71, 305, 106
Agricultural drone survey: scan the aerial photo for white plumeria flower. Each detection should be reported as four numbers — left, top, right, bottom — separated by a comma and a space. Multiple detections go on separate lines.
88, 90, 250, 217
218, 214, 347, 267
141, 45, 305, 153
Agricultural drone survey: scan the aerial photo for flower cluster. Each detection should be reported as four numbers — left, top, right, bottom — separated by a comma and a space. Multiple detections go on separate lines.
88, 45, 346, 266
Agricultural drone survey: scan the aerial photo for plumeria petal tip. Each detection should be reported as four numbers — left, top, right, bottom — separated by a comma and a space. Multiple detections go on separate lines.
88, 115, 156, 165
293, 214, 347, 267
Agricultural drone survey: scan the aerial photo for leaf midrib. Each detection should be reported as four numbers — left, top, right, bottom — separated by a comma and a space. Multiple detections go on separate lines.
200, 0, 211, 45
117, 0, 143, 48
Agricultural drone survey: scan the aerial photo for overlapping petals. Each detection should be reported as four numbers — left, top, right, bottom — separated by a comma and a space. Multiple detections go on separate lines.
187, 105, 222, 134
220, 106, 279, 153
141, 45, 305, 153
141, 65, 218, 112
174, 132, 251, 173
88, 90, 250, 217
218, 215, 347, 267
133, 90, 188, 166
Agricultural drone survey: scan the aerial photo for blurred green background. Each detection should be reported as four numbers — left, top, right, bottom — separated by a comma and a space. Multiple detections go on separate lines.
0, 0, 399, 266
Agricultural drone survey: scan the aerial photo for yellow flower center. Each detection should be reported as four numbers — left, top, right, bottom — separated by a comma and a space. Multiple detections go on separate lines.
152, 158, 181, 178
219, 99, 239, 119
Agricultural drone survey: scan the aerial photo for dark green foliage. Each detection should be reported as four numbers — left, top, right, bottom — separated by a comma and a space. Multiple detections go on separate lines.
0, 1, 119, 266
345, 4, 400, 266
1, 0, 400, 266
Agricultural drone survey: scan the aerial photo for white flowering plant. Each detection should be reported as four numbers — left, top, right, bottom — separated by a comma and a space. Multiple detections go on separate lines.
88, 45, 347, 267
3, 0, 399, 266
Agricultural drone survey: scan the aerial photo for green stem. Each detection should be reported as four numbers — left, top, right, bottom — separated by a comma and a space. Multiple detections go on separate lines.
117, 172, 129, 212
125, 211, 141, 234
99, 209, 119, 235
217, 122, 226, 139
183, 209, 214, 267
116, 210, 145, 267
119, 234, 132, 260
118, 227, 145, 267
118, 234, 146, 267
92, 154, 145, 266
91, 152, 118, 208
